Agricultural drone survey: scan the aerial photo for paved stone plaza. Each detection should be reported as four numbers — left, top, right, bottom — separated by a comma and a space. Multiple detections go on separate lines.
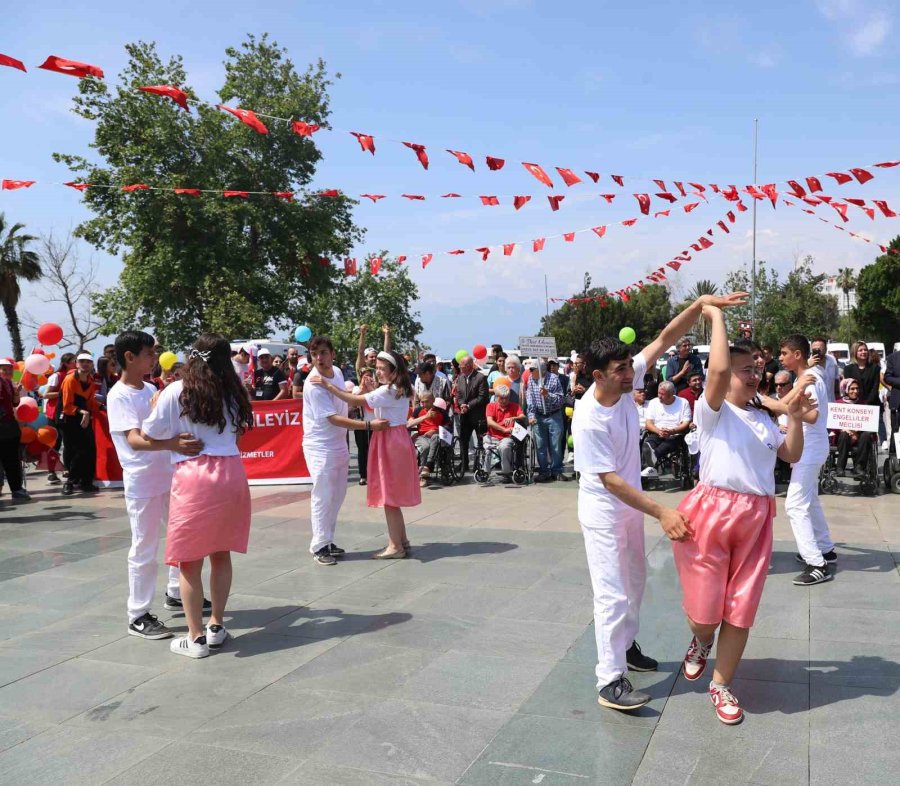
1, 469, 898, 785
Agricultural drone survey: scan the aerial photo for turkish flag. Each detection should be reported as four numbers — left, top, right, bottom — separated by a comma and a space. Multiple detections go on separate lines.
476, 247, 491, 261
683, 202, 700, 213
655, 192, 677, 203
600, 194, 616, 203
360, 194, 386, 202
727, 210, 736, 223
653, 179, 667, 191
0, 53, 26, 72
689, 182, 706, 193
592, 226, 606, 238
486, 156, 505, 170
522, 162, 554, 187
862, 208, 875, 220
513, 196, 531, 210
64, 181, 90, 191
720, 186, 740, 202
441, 193, 461, 198
760, 183, 778, 207
611, 175, 624, 186
564, 232, 575, 242
621, 219, 637, 227
556, 168, 582, 187
421, 254, 433, 269
223, 190, 249, 198
826, 171, 852, 185
635, 194, 651, 214
351, 132, 375, 154
138, 85, 189, 111
447, 150, 475, 170
805, 176, 823, 193
849, 167, 874, 184
585, 171, 600, 183
480, 196, 500, 206
401, 194, 426, 200
403, 142, 429, 169
744, 185, 765, 200
845, 198, 866, 207
1, 180, 35, 190
717, 220, 729, 233
830, 202, 849, 222
218, 105, 268, 134
787, 180, 806, 197
397, 255, 407, 264
654, 210, 670, 218
667, 260, 682, 270
698, 237, 713, 249
675, 255, 691, 261
533, 238, 545, 252
37, 55, 103, 79
503, 243, 516, 256
874, 161, 900, 168
319, 189, 341, 197
547, 195, 564, 211
447, 249, 465, 255
370, 257, 383, 275
174, 188, 201, 196
122, 184, 150, 192
344, 258, 357, 276
874, 200, 896, 217
736, 201, 748, 212
273, 192, 293, 201
674, 181, 687, 196
292, 121, 321, 136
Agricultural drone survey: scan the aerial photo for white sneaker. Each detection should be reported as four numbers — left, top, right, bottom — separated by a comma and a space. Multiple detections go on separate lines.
206, 623, 229, 648
882, 440, 890, 451
641, 466, 658, 478
170, 635, 210, 659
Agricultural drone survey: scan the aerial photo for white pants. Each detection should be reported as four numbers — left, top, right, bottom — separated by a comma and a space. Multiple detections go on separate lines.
579, 494, 647, 689
126, 493, 181, 622
785, 462, 834, 566
305, 449, 350, 554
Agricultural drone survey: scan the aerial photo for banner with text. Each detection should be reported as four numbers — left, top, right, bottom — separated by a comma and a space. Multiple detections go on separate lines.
826, 402, 881, 433
240, 399, 311, 485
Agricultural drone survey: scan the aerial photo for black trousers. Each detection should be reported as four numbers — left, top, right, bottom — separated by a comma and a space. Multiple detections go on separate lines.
353, 427, 369, 480
835, 431, 872, 473
458, 413, 483, 471
647, 433, 685, 461
0, 432, 23, 491
62, 415, 96, 487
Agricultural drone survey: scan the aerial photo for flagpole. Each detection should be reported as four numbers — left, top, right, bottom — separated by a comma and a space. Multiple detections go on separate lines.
545, 274, 549, 319
751, 118, 758, 337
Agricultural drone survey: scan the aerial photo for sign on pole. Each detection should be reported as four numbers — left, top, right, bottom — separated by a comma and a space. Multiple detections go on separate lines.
825, 402, 881, 433
518, 336, 558, 357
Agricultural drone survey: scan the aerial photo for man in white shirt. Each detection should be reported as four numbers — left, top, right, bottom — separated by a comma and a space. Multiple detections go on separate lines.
644, 381, 692, 463
810, 337, 839, 403
633, 389, 649, 430
572, 291, 747, 712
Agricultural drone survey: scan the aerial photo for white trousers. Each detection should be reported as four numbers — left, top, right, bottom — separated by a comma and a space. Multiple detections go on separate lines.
785, 462, 834, 567
125, 493, 181, 622
579, 494, 647, 689
304, 449, 350, 554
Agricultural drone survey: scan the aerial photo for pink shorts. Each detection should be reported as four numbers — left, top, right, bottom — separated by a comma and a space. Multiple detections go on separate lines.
672, 484, 775, 629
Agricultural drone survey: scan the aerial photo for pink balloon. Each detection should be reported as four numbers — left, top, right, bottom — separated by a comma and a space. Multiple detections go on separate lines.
24, 354, 51, 375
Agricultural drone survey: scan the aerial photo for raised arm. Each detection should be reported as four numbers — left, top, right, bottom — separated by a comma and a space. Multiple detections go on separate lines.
702, 305, 730, 411
356, 324, 368, 375
382, 324, 392, 353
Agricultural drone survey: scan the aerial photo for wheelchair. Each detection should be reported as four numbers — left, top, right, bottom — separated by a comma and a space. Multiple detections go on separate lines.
884, 410, 900, 494
819, 429, 880, 496
640, 429, 694, 490
412, 428, 461, 486
473, 428, 535, 485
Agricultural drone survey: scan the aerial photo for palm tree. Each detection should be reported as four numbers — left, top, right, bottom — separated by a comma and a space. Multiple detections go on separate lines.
0, 213, 42, 359
685, 279, 719, 343
835, 267, 857, 314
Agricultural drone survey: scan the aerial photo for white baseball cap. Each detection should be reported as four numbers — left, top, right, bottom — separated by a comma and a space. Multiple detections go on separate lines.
257, 348, 272, 357
76, 352, 93, 361
0, 357, 13, 366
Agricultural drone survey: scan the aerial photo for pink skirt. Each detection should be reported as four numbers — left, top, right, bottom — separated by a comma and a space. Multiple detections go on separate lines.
672, 484, 774, 629
367, 425, 421, 509
166, 455, 251, 566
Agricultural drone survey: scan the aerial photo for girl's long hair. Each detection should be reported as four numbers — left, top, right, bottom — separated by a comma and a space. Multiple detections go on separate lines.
56, 353, 76, 374
383, 351, 414, 400
179, 333, 253, 434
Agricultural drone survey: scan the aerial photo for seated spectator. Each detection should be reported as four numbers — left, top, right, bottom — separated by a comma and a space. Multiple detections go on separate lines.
484, 385, 527, 483
408, 393, 449, 485
833, 378, 874, 477
634, 388, 650, 430
503, 355, 524, 404
414, 361, 451, 406
645, 381, 692, 462
677, 371, 703, 419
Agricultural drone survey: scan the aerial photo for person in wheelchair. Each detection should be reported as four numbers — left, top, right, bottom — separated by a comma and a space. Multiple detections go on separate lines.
832, 379, 875, 478
407, 393, 450, 486
644, 381, 692, 472
481, 384, 527, 484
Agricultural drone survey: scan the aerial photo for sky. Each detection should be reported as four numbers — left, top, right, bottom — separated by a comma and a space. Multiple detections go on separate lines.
2, 0, 900, 358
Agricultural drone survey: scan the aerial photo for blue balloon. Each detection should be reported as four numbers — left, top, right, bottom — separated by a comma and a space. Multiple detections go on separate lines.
294, 325, 312, 343
32, 413, 50, 428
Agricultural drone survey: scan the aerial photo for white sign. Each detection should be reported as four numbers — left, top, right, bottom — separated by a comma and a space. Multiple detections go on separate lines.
826, 402, 880, 433
511, 422, 529, 442
438, 426, 453, 445
518, 336, 558, 358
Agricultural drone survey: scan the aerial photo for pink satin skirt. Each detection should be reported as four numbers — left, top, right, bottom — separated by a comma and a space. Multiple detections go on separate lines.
672, 483, 775, 629
166, 455, 251, 566
367, 425, 421, 509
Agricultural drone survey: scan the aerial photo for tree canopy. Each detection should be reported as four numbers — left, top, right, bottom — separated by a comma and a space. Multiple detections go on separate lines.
55, 36, 363, 349
854, 235, 900, 347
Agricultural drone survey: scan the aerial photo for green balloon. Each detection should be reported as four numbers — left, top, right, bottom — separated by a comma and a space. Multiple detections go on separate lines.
567, 435, 574, 449
619, 326, 636, 344
455, 349, 469, 362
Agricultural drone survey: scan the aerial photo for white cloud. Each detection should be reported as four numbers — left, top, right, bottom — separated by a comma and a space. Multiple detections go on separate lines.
816, 0, 892, 56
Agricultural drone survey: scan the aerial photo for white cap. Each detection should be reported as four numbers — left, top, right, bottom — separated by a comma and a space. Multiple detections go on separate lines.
0, 357, 13, 366
257, 348, 272, 357
364, 346, 377, 356
76, 352, 93, 361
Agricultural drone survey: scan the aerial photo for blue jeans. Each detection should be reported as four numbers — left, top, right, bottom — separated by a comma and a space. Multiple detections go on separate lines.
533, 410, 564, 476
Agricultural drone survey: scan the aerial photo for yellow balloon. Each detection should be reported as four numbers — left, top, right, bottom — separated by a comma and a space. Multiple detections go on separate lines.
159, 351, 178, 371
565, 406, 574, 418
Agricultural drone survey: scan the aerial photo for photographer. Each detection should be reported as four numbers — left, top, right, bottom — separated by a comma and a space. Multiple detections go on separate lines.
810, 337, 839, 403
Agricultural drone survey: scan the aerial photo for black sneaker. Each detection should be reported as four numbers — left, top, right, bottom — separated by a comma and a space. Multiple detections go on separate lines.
62, 483, 75, 496
163, 594, 212, 612
313, 546, 337, 566
11, 489, 31, 500
128, 612, 173, 640
534, 474, 553, 483
792, 563, 834, 586
794, 551, 837, 564
80, 483, 100, 493
47, 472, 61, 484
597, 676, 651, 711
626, 641, 658, 672
552, 474, 571, 482
328, 543, 346, 556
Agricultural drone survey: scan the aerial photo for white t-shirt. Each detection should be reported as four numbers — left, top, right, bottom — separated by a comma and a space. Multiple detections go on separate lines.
302, 366, 349, 456
635, 401, 649, 429
573, 352, 647, 517
142, 380, 241, 464
365, 384, 411, 427
797, 364, 829, 465
694, 395, 785, 496
645, 396, 691, 430
106, 382, 174, 498
232, 359, 250, 381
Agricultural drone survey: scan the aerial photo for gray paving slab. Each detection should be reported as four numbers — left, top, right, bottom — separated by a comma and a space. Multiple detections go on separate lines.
454, 616, 587, 661
811, 605, 900, 645
280, 762, 447, 785
808, 639, 900, 688
0, 714, 51, 754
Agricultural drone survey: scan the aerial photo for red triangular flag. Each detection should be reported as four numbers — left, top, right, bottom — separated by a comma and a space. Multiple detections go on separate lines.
138, 85, 189, 111
122, 183, 150, 192
223, 190, 249, 198
486, 156, 505, 171
174, 188, 201, 196
674, 181, 687, 196
360, 194, 385, 202
585, 171, 600, 183
503, 243, 516, 256
513, 195, 531, 210
351, 132, 375, 154
401, 194, 425, 200
611, 175, 624, 186
397, 255, 407, 264
600, 194, 616, 203
830, 201, 849, 222
475, 247, 491, 261
480, 196, 500, 206
533, 238, 545, 252
653, 179, 667, 191
447, 150, 475, 170
218, 105, 268, 134
683, 202, 700, 213
806, 176, 823, 193
447, 249, 465, 255
826, 171, 852, 185
635, 194, 651, 215
319, 189, 341, 197
1, 180, 35, 190
548, 195, 564, 211
760, 183, 778, 207
654, 210, 670, 218
421, 253, 433, 269
291, 121, 320, 136
874, 200, 896, 217
717, 220, 730, 233
273, 192, 293, 201
655, 192, 677, 203
698, 236, 713, 249
370, 256, 383, 275
403, 142, 429, 170
845, 198, 866, 207
849, 167, 874, 184
621, 218, 637, 227
592, 226, 607, 238
0, 53, 26, 72
862, 208, 875, 220
64, 181, 90, 191
556, 167, 582, 187
441, 193, 461, 198
523, 162, 554, 187
37, 55, 103, 79
563, 232, 575, 242
667, 260, 682, 271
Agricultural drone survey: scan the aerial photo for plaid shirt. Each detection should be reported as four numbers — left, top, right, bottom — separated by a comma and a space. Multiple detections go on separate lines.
524, 370, 563, 416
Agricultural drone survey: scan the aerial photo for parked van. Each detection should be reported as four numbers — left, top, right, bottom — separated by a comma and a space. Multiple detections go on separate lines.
230, 339, 306, 358
827, 342, 850, 365
865, 341, 887, 371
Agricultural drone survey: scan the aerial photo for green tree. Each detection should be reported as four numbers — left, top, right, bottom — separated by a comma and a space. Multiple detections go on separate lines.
854, 237, 900, 347
721, 260, 780, 341
683, 279, 719, 343
538, 275, 672, 354
306, 254, 423, 361
835, 266, 857, 314
0, 213, 42, 359
55, 36, 362, 349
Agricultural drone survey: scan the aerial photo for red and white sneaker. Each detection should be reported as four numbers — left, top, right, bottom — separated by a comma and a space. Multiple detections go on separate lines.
682, 635, 714, 681
709, 682, 743, 725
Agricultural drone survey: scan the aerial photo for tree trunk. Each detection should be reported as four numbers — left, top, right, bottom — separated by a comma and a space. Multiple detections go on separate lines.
2, 301, 25, 360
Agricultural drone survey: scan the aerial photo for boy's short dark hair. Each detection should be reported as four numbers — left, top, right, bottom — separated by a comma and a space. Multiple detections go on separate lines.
417, 361, 435, 376
688, 371, 703, 381
308, 335, 335, 354
733, 338, 762, 354
780, 333, 811, 359
115, 331, 155, 369
582, 337, 632, 375
810, 336, 828, 346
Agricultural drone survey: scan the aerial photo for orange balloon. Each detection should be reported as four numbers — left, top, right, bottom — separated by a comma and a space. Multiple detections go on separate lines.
37, 426, 58, 447
19, 426, 37, 444
492, 375, 512, 391
16, 360, 25, 372
45, 352, 56, 360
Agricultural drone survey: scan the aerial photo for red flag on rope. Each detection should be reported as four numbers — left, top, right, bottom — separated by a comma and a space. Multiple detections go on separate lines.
830, 202, 849, 222
849, 167, 874, 184
533, 238, 545, 252
547, 195, 564, 211
611, 175, 624, 186
874, 200, 896, 217
122, 184, 150, 192
698, 237, 713, 249
786, 180, 806, 197
564, 232, 575, 242
370, 257, 383, 275
513, 196, 531, 210
683, 202, 700, 213
344, 258, 357, 276
717, 220, 730, 233
350, 132, 375, 154
223, 190, 249, 198
64, 181, 90, 191
480, 196, 500, 206
397, 255, 407, 264
486, 156, 505, 170
874, 161, 900, 168
592, 226, 607, 238
674, 181, 686, 196
360, 194, 385, 202
447, 249, 465, 255
585, 171, 600, 183
503, 243, 516, 256
174, 188, 201, 196
401, 194, 425, 200
291, 121, 320, 136
667, 261, 682, 270
600, 194, 616, 203
441, 193, 461, 198
805, 176, 823, 193
556, 168, 582, 187
0, 53, 26, 72
37, 55, 103, 79
760, 183, 778, 207
403, 142, 429, 170
1, 180, 35, 190
421, 254, 433, 269
826, 171, 852, 185
476, 247, 491, 261
656, 192, 677, 203
273, 192, 294, 201
635, 194, 651, 215
621, 218, 637, 227
654, 210, 670, 218
319, 189, 341, 197
523, 162, 554, 187
138, 85, 189, 111
653, 179, 667, 191
218, 105, 268, 134
447, 150, 475, 170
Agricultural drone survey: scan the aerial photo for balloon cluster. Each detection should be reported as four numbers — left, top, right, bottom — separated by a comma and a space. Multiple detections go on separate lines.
11, 322, 64, 456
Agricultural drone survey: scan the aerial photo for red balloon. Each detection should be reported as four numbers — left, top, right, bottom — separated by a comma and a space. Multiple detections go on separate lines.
20, 371, 38, 391
19, 426, 37, 444
26, 439, 45, 457
16, 398, 39, 422
472, 344, 488, 360
37, 322, 64, 345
